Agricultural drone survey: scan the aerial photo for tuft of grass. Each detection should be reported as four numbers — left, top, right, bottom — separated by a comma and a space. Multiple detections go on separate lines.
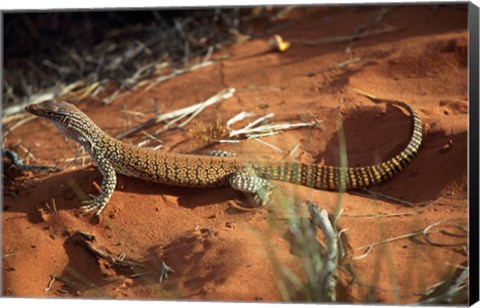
187, 112, 229, 147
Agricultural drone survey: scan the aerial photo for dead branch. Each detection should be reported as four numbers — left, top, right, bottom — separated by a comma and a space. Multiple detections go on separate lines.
307, 201, 339, 302
73, 230, 144, 269
3, 148, 61, 172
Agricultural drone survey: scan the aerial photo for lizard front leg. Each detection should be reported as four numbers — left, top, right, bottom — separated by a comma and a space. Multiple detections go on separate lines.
80, 151, 117, 216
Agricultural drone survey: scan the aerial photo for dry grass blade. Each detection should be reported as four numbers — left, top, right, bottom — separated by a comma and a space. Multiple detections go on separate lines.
56, 80, 87, 98
44, 275, 57, 292
206, 111, 323, 152
159, 261, 175, 283
271, 6, 297, 21
116, 87, 235, 140
44, 198, 58, 215
352, 87, 405, 105
243, 112, 274, 130
416, 266, 468, 304
285, 143, 300, 158
353, 217, 467, 260
126, 61, 170, 89
3, 252, 16, 259
344, 7, 395, 52
139, 131, 164, 149
2, 114, 36, 139
349, 188, 414, 206
225, 111, 257, 129
303, 26, 400, 46
353, 230, 425, 260
226, 118, 322, 139
332, 207, 346, 259
3, 92, 55, 117
58, 81, 101, 102
144, 60, 214, 92
422, 218, 467, 247
55, 155, 91, 164
344, 192, 454, 218
306, 58, 361, 77
253, 138, 286, 154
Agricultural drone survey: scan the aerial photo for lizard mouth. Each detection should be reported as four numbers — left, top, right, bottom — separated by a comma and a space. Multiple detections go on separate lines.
25, 103, 44, 116
25, 102, 60, 118
24, 104, 36, 113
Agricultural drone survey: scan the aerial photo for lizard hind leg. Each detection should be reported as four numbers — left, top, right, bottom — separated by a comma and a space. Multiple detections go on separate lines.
210, 151, 273, 207
229, 168, 274, 207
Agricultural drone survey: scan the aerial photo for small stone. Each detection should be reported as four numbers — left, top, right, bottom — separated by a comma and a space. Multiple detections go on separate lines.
122, 278, 133, 287
440, 139, 453, 153
423, 123, 430, 133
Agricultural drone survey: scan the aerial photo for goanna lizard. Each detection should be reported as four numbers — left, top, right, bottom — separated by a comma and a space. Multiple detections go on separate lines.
25, 98, 422, 215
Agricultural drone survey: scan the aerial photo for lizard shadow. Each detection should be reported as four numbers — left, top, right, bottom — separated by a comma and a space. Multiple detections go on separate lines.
133, 232, 245, 297
56, 228, 250, 298
318, 104, 467, 204
4, 167, 105, 224
7, 166, 244, 225
116, 175, 245, 210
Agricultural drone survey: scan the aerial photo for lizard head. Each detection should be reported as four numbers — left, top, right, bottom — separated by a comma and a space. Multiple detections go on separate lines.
25, 101, 100, 147
26, 101, 79, 123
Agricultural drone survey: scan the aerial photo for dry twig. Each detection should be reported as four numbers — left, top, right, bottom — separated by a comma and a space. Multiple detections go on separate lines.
344, 192, 454, 218
307, 201, 339, 302
303, 26, 400, 46
3, 149, 61, 172
306, 58, 362, 77
73, 230, 144, 270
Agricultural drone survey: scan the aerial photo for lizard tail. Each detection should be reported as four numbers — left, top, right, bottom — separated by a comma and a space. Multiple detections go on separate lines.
256, 100, 422, 190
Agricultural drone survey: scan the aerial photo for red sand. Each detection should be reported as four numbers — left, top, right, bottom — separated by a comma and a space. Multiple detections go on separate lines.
2, 5, 468, 304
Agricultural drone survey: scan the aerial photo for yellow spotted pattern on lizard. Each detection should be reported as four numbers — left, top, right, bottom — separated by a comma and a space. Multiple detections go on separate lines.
25, 99, 422, 215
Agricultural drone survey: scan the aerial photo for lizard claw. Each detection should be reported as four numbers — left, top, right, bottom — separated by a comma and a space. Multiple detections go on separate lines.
253, 187, 273, 207
80, 196, 107, 216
